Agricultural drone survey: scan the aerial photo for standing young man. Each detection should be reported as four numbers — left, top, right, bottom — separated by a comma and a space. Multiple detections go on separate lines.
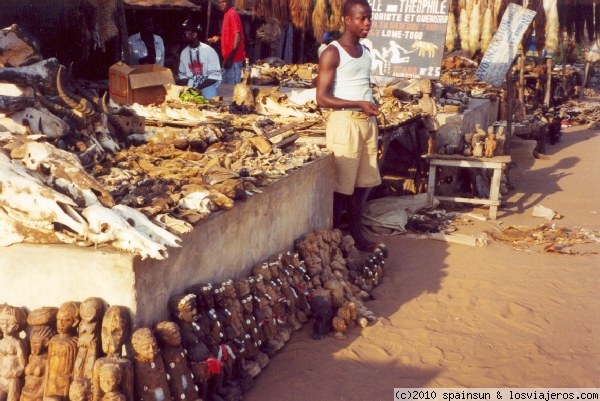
208, 0, 245, 84
316, 0, 382, 253
178, 19, 222, 99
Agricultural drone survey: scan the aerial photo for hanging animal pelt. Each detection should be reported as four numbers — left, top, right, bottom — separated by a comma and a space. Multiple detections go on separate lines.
450, 0, 460, 20
466, 0, 474, 19
254, 0, 271, 18
272, 0, 289, 25
330, 0, 344, 33
469, 0, 481, 55
527, 0, 546, 52
459, 7, 470, 53
445, 12, 458, 52
480, 3, 493, 53
544, 0, 558, 54
479, 0, 487, 28
494, 0, 509, 29
289, 0, 311, 29
312, 0, 329, 43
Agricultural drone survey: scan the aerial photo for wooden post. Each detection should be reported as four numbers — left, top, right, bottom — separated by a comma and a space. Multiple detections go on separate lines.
506, 72, 513, 155
579, 60, 591, 101
205, 0, 212, 42
543, 57, 552, 107
115, 0, 130, 63
518, 46, 525, 103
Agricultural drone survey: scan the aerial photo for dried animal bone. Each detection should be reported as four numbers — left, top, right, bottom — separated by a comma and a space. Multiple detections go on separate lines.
0, 95, 35, 114
0, 151, 88, 238
82, 203, 168, 260
0, 24, 42, 67
21, 141, 114, 207
112, 204, 182, 249
0, 58, 59, 95
2, 107, 69, 138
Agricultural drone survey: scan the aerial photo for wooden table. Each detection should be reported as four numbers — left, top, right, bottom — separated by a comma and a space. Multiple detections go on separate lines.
423, 154, 512, 219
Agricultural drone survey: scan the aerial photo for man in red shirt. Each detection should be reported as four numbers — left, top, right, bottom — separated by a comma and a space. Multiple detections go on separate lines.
208, 0, 245, 84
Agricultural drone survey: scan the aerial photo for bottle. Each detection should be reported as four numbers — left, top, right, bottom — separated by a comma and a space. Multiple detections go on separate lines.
244, 58, 251, 85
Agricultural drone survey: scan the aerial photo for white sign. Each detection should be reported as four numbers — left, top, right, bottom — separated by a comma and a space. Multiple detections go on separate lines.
475, 3, 536, 87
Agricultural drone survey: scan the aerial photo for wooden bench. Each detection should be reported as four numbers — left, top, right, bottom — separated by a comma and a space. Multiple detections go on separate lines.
423, 154, 512, 219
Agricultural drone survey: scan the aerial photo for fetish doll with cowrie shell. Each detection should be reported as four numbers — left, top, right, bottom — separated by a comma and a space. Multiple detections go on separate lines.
254, 275, 290, 344
130, 327, 171, 401
167, 293, 212, 400
278, 265, 303, 331
210, 286, 240, 390
250, 277, 283, 356
236, 280, 269, 370
294, 233, 323, 276
153, 321, 200, 401
286, 261, 312, 322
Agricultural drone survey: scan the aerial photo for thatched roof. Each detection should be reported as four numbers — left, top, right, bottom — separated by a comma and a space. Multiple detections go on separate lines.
123, 0, 201, 10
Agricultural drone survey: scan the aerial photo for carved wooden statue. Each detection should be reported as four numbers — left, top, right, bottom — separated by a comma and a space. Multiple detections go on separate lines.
131, 328, 171, 401
44, 302, 79, 401
74, 298, 103, 381
21, 307, 57, 401
153, 321, 200, 401
485, 131, 497, 158
68, 378, 91, 401
92, 306, 134, 401
0, 305, 28, 401
168, 294, 212, 401
98, 364, 126, 401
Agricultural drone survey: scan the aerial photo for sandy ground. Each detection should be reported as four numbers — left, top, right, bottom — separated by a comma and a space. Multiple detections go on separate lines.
244, 126, 600, 400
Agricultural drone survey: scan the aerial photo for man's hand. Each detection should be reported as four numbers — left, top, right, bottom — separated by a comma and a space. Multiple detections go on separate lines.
359, 101, 381, 116
207, 36, 220, 44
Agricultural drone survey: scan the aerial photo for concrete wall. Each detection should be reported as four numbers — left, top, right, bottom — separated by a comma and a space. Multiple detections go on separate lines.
0, 155, 334, 327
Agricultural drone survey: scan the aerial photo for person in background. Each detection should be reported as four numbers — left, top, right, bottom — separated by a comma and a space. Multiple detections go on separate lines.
207, 0, 245, 84
318, 32, 334, 58
316, 0, 383, 253
128, 16, 165, 66
178, 19, 222, 99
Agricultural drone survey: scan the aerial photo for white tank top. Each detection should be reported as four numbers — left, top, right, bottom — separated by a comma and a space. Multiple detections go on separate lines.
330, 40, 373, 103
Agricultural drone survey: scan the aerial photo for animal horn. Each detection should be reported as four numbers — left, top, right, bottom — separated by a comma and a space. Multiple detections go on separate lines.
57, 65, 95, 118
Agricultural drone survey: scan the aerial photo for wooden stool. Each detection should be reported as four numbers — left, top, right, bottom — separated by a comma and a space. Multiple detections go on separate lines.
423, 154, 512, 219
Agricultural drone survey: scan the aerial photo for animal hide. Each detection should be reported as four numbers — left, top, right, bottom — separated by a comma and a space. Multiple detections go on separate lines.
312, 0, 329, 46
495, 0, 509, 29
329, 0, 344, 32
450, 0, 461, 20
533, 0, 546, 52
445, 12, 458, 52
289, 0, 311, 30
466, 0, 474, 19
469, 2, 481, 55
480, 4, 493, 53
459, 8, 470, 53
544, 0, 558, 54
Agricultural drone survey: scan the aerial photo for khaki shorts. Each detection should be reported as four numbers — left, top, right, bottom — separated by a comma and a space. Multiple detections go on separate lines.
326, 110, 381, 195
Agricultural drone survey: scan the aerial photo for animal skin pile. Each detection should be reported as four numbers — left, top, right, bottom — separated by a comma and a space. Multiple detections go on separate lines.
0, 26, 325, 259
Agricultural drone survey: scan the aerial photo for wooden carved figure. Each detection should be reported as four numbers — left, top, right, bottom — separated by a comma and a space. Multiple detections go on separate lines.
473, 141, 484, 158
131, 328, 171, 401
74, 298, 103, 381
0, 305, 27, 401
485, 131, 497, 158
153, 321, 200, 401
98, 364, 125, 401
68, 378, 91, 401
168, 293, 213, 401
21, 307, 57, 401
427, 131, 436, 155
239, 292, 269, 370
44, 302, 79, 401
92, 306, 134, 401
